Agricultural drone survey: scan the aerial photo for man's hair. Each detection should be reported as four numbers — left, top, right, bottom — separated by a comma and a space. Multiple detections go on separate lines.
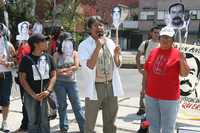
150, 26, 160, 32
87, 16, 104, 29
169, 3, 185, 14
186, 53, 200, 77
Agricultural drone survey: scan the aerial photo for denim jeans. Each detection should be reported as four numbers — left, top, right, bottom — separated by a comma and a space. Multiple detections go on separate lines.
24, 93, 50, 133
54, 81, 85, 132
145, 95, 179, 133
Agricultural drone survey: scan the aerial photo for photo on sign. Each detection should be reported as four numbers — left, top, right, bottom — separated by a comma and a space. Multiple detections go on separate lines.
112, 6, 122, 28
176, 43, 200, 120
180, 53, 200, 98
168, 3, 185, 29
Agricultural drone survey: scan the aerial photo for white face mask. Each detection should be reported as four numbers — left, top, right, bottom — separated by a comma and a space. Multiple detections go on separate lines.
21, 24, 29, 34
61, 40, 73, 56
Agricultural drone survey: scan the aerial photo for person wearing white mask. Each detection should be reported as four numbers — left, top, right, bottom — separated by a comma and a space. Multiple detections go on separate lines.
32, 20, 43, 34
53, 32, 85, 133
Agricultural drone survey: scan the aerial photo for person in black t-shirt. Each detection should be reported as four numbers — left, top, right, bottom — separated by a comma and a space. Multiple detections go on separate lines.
19, 33, 56, 133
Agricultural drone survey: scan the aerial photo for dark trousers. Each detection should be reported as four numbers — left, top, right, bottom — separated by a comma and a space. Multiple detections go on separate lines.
139, 74, 145, 110
19, 82, 29, 129
139, 92, 145, 110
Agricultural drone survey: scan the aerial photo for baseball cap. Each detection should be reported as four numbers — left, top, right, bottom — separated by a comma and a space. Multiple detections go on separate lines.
60, 32, 73, 40
28, 33, 49, 45
159, 26, 175, 37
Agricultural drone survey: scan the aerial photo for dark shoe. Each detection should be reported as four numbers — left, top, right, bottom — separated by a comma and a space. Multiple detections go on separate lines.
137, 126, 148, 133
136, 109, 145, 116
60, 128, 68, 133
14, 127, 27, 132
137, 120, 149, 133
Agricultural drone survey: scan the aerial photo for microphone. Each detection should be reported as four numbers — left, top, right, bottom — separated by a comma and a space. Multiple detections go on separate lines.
97, 32, 104, 37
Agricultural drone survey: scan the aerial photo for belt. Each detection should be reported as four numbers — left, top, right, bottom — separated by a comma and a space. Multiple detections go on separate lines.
95, 80, 112, 85
0, 71, 11, 80
0, 71, 11, 75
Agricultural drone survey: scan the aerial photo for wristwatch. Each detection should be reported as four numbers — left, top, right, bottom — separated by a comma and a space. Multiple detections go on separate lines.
47, 89, 52, 94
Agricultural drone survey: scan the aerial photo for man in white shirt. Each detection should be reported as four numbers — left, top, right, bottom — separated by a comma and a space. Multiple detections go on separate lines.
136, 26, 160, 115
78, 16, 124, 133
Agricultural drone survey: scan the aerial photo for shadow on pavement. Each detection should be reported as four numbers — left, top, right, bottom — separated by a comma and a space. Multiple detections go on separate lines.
176, 122, 200, 128
118, 113, 143, 122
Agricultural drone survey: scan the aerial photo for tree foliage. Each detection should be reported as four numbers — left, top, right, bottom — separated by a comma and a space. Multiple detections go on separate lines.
1, 0, 36, 44
52, 0, 90, 43
1, 0, 96, 44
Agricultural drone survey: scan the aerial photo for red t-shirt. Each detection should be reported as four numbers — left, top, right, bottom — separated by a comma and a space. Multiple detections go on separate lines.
144, 48, 180, 100
50, 38, 57, 55
17, 43, 31, 64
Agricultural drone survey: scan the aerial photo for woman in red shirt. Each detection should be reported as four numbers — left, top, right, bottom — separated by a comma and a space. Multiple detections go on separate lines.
144, 26, 190, 133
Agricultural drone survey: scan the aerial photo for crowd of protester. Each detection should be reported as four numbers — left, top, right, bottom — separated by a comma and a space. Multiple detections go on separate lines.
0, 13, 191, 133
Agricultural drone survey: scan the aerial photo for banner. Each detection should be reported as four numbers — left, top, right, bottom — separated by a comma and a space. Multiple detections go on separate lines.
175, 43, 200, 120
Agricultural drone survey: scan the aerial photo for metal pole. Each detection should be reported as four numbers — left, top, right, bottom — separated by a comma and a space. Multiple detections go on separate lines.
52, 0, 56, 27
178, 29, 182, 43
4, 10, 9, 27
116, 27, 119, 46
3, 0, 9, 27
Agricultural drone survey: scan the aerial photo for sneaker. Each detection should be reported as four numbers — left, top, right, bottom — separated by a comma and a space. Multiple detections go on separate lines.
1, 121, 9, 132
136, 109, 145, 116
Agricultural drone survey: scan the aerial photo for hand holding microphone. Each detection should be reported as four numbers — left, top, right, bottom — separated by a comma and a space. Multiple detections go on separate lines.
96, 32, 105, 49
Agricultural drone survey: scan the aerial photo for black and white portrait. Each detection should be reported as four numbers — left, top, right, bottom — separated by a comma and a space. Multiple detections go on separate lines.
16, 21, 30, 41
168, 3, 185, 29
32, 55, 50, 81
112, 6, 121, 28
180, 53, 200, 98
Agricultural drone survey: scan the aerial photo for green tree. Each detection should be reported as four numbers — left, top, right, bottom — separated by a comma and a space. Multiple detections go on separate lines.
2, 0, 36, 45
52, 0, 92, 43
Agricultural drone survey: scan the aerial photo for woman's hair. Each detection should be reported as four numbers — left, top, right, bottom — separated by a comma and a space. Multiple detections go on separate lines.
57, 32, 76, 55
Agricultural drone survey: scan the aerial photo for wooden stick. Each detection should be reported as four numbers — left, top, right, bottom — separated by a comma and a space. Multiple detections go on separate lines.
116, 27, 119, 46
